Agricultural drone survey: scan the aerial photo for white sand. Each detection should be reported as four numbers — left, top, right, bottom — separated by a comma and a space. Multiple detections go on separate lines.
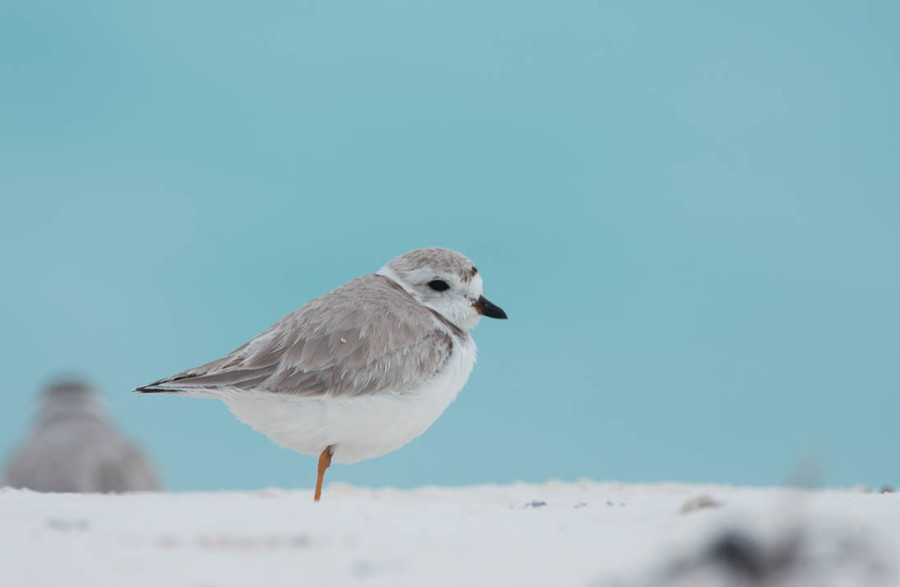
1, 482, 897, 586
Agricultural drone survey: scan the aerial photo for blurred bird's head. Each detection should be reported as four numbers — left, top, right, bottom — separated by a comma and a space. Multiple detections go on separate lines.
37, 379, 106, 421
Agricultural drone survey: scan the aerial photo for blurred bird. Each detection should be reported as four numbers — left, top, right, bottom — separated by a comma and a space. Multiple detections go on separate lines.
3, 380, 160, 493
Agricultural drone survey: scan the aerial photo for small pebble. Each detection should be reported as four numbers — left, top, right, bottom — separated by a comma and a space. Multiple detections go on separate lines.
46, 518, 90, 532
681, 495, 723, 514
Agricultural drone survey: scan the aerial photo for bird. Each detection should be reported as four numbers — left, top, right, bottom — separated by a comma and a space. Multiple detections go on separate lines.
4, 380, 161, 493
136, 247, 507, 501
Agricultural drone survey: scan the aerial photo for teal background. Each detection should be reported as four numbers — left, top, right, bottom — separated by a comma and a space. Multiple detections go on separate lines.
1, 1, 897, 491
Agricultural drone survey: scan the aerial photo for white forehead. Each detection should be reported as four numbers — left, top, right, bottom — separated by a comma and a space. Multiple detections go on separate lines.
469, 272, 484, 296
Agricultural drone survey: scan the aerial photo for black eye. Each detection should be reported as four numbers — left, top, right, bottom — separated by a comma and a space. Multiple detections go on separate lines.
428, 280, 450, 292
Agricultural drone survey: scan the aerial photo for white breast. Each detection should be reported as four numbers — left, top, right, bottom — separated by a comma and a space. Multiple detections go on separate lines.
221, 336, 477, 464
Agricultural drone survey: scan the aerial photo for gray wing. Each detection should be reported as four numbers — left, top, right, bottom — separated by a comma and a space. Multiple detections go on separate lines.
137, 274, 458, 397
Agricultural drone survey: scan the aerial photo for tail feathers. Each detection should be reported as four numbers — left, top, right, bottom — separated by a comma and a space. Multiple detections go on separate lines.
135, 366, 274, 394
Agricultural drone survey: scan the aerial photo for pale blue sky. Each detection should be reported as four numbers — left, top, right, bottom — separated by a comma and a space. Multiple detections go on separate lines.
1, 1, 897, 490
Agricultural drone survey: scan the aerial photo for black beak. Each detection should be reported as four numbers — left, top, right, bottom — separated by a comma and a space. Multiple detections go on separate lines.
474, 295, 508, 319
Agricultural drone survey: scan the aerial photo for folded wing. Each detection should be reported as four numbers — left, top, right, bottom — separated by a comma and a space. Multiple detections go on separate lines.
135, 275, 457, 398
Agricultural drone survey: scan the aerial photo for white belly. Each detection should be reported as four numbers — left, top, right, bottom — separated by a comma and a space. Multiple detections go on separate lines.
220, 338, 476, 464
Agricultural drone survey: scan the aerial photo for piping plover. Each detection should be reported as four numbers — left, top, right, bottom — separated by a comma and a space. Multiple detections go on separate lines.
4, 380, 160, 493
136, 247, 506, 500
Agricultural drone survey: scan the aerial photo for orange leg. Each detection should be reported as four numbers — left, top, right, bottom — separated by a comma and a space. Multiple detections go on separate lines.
314, 445, 334, 502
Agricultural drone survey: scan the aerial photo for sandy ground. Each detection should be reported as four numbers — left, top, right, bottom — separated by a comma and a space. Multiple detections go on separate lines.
0, 482, 897, 586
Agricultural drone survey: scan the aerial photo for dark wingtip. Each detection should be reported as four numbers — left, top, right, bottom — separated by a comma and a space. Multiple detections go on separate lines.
135, 371, 197, 393
134, 383, 175, 394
